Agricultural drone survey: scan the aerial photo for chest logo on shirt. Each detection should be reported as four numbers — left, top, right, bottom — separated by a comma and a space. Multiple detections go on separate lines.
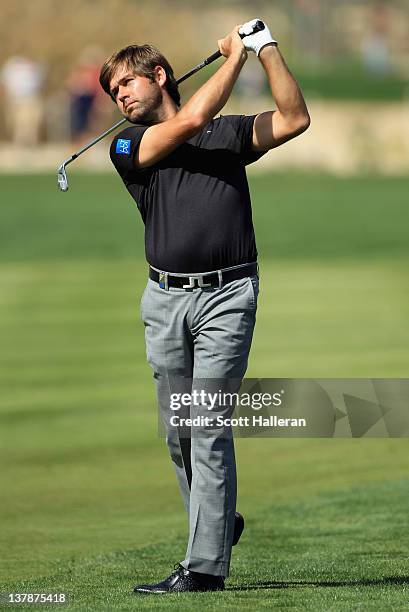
116, 139, 131, 154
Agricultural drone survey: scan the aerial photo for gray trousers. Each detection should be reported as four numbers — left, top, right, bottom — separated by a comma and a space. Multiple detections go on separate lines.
140, 273, 259, 577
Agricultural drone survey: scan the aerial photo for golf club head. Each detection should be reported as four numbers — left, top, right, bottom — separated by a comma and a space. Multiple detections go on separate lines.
57, 164, 68, 192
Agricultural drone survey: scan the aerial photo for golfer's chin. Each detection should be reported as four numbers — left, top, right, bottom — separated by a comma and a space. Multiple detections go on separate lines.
125, 107, 153, 126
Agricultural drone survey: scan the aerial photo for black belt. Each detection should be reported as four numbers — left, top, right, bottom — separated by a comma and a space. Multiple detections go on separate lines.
149, 263, 258, 289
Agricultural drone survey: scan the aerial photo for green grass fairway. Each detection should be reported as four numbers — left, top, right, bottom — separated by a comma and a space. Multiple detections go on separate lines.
1, 172, 408, 610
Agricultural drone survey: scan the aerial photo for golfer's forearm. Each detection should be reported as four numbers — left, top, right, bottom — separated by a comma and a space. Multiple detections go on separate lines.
180, 51, 247, 127
259, 45, 309, 123
135, 51, 247, 168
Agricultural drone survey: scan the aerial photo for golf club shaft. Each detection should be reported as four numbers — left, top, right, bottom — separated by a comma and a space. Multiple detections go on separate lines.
176, 50, 222, 84
57, 19, 265, 189
69, 118, 128, 160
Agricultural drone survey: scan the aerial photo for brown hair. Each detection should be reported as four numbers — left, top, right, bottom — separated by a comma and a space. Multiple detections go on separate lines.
99, 44, 180, 107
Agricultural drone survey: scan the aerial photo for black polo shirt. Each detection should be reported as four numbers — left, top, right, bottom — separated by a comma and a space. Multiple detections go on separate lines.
110, 114, 267, 273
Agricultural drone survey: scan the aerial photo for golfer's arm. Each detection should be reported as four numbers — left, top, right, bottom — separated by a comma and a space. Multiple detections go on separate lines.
136, 51, 246, 168
252, 45, 310, 151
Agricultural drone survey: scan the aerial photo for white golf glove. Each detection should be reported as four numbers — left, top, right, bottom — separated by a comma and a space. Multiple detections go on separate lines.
239, 18, 277, 56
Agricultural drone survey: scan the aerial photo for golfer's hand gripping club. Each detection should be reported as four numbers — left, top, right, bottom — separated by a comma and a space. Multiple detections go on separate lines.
239, 18, 277, 56
56, 19, 265, 191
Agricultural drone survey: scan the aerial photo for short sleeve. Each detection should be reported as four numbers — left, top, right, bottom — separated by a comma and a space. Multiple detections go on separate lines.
222, 114, 268, 166
110, 125, 150, 181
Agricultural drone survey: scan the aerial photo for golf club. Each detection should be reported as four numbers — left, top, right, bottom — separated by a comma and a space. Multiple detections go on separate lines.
57, 20, 265, 191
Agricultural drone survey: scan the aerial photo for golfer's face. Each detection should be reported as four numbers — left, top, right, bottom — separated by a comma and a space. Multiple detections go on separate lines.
110, 65, 162, 124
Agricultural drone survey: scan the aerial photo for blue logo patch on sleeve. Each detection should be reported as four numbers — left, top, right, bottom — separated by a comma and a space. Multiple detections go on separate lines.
116, 139, 131, 154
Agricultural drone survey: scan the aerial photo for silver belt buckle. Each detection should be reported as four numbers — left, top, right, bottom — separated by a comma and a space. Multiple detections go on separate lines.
182, 275, 212, 289
159, 272, 169, 290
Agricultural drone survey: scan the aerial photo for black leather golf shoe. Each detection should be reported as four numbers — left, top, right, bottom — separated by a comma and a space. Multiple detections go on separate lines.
233, 511, 245, 545
133, 563, 225, 594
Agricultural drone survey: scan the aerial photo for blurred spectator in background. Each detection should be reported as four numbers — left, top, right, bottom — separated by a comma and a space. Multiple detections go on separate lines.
67, 45, 106, 145
0, 55, 45, 146
361, 0, 391, 76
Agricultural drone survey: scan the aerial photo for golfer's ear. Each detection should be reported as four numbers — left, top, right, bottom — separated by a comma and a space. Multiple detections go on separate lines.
154, 65, 167, 86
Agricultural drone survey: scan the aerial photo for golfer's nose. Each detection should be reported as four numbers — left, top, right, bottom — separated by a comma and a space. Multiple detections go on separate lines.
118, 86, 129, 103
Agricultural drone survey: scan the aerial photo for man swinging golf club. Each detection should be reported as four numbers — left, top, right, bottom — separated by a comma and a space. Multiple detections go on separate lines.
99, 18, 310, 594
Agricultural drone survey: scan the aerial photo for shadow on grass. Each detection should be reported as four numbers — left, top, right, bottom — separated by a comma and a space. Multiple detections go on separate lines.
227, 575, 409, 591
